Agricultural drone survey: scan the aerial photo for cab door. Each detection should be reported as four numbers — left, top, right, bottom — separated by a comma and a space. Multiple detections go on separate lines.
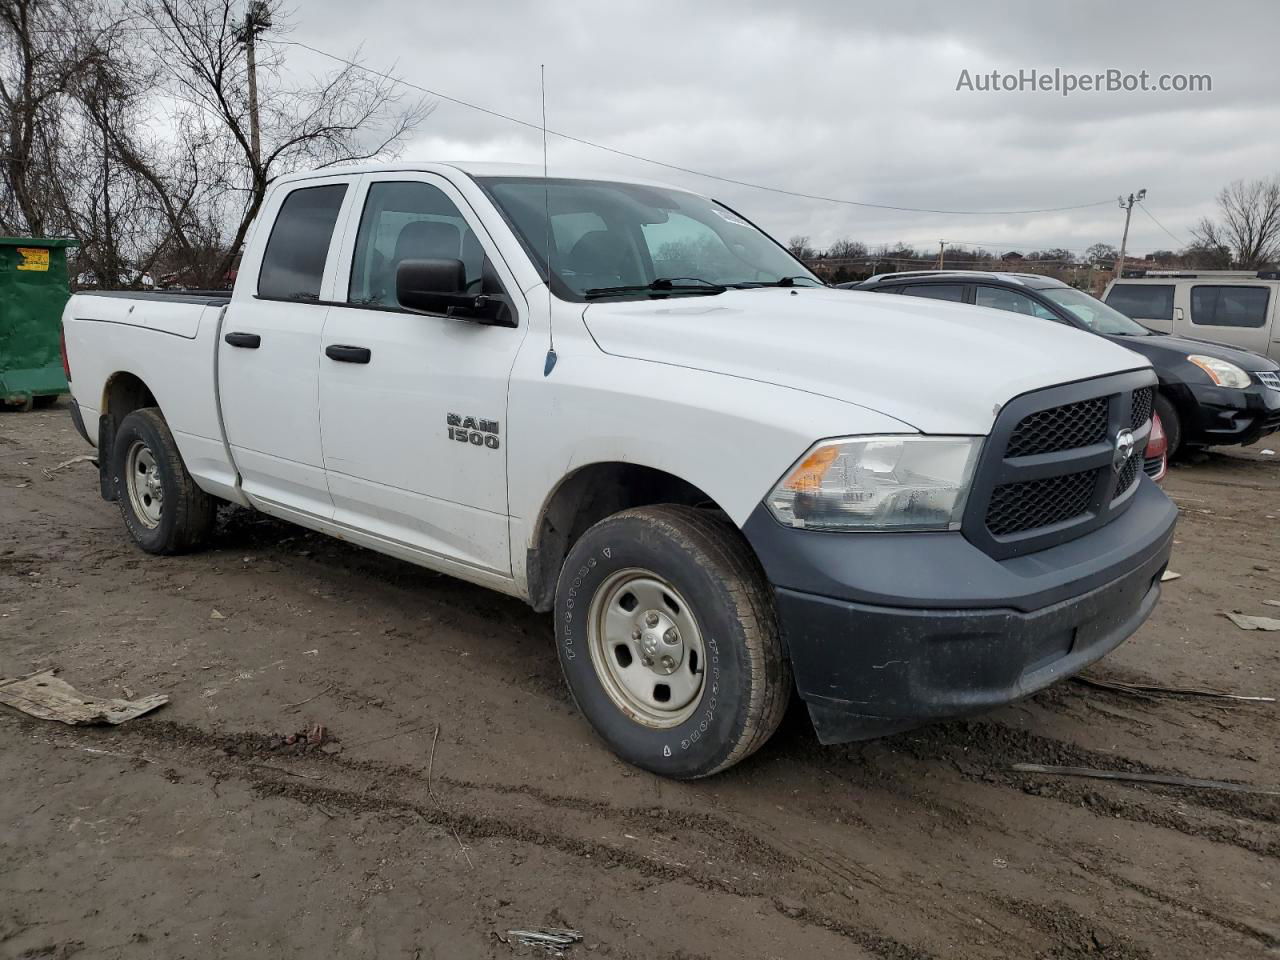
317, 173, 528, 575
217, 177, 355, 520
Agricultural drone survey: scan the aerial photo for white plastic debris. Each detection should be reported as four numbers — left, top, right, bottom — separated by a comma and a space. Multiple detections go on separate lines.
1225, 612, 1280, 631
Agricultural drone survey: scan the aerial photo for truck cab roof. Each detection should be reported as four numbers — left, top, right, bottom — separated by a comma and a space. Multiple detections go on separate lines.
271, 160, 683, 192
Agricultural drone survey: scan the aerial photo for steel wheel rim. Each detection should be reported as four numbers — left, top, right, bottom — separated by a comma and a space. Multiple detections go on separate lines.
125, 440, 163, 528
587, 567, 707, 729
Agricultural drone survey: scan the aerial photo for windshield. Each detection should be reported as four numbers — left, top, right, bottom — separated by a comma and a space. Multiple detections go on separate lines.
1041, 287, 1152, 336
477, 177, 821, 301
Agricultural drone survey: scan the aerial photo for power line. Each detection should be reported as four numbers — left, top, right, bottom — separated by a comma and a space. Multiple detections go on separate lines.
273, 37, 1118, 218
10, 25, 1160, 221
1137, 204, 1190, 248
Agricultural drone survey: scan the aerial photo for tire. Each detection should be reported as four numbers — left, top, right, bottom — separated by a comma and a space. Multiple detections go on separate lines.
32, 394, 60, 409
554, 505, 791, 779
1154, 392, 1182, 460
111, 408, 217, 554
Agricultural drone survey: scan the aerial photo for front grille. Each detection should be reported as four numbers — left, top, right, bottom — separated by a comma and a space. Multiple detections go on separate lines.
1114, 454, 1140, 498
986, 470, 1097, 536
1143, 455, 1163, 479
968, 373, 1157, 554
1257, 371, 1280, 391
1006, 397, 1108, 457
1130, 387, 1154, 429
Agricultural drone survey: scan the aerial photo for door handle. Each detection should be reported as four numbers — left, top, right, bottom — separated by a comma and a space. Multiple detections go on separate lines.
325, 344, 372, 364
224, 332, 261, 348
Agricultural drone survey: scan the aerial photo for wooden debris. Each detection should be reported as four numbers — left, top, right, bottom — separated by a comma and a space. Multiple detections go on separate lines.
505, 928, 582, 955
1010, 763, 1280, 797
41, 454, 97, 480
429, 724, 473, 869
0, 670, 167, 725
1073, 675, 1275, 703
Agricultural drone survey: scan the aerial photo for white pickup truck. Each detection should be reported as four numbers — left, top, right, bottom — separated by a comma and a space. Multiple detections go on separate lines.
61, 162, 1177, 778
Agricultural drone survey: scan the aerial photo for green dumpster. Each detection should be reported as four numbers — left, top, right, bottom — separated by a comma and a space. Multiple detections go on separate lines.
0, 236, 78, 410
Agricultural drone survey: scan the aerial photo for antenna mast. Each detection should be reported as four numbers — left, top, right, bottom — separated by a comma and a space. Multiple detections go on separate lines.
541, 65, 557, 376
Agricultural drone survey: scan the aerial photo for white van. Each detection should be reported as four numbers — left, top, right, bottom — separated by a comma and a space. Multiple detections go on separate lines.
1103, 270, 1280, 360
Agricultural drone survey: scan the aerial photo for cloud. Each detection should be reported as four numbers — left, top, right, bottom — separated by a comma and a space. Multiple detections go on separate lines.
280, 0, 1277, 255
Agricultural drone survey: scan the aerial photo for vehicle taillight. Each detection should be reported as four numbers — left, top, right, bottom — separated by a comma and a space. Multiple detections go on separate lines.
1145, 413, 1168, 483
59, 330, 71, 386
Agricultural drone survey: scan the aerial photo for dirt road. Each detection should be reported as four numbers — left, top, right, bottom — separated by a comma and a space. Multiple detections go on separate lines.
2, 401, 1277, 960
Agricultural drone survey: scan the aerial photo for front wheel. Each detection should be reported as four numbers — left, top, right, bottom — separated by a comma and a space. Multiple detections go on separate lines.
554, 505, 791, 778
111, 408, 217, 554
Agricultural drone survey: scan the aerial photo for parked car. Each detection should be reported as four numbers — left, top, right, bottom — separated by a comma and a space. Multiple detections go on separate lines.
61, 163, 1176, 778
1103, 269, 1280, 362
845, 271, 1280, 457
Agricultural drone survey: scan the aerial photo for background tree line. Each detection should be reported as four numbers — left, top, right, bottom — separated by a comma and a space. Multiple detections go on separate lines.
1, 0, 427, 288
789, 176, 1280, 289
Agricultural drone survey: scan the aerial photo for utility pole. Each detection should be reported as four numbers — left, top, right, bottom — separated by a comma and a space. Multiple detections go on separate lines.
1115, 189, 1146, 280
237, 1, 272, 169
938, 240, 945, 270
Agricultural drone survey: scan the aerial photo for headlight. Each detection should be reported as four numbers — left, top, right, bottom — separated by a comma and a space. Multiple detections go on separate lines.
1188, 355, 1251, 389
766, 436, 982, 532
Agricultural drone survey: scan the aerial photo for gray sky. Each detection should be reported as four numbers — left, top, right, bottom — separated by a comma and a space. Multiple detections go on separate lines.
280, 0, 1278, 258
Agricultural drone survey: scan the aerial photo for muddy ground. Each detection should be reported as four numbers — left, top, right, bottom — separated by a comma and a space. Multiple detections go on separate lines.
1, 401, 1277, 960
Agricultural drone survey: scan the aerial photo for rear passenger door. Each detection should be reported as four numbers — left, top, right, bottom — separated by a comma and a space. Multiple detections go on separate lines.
218, 177, 354, 520
1180, 284, 1273, 356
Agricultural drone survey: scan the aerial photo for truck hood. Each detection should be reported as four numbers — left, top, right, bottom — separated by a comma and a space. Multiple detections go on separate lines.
583, 287, 1151, 435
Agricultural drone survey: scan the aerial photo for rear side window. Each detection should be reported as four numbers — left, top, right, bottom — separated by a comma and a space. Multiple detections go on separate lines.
1105, 283, 1173, 321
257, 184, 348, 301
900, 283, 965, 302
975, 286, 1059, 320
1190, 285, 1270, 328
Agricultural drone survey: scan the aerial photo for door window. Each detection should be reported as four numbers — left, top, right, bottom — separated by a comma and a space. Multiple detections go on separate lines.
1105, 283, 1174, 321
1190, 285, 1270, 328
257, 184, 348, 301
975, 285, 1059, 320
348, 181, 490, 308
899, 283, 965, 301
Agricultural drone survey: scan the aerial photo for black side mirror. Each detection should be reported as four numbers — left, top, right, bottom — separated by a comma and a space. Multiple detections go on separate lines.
396, 258, 465, 312
395, 258, 514, 326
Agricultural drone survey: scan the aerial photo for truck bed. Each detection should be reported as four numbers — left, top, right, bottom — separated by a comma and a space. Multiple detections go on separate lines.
62, 288, 238, 500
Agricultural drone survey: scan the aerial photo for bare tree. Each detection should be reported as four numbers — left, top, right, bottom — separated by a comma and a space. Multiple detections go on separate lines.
120, 0, 430, 285
1191, 176, 1280, 269
1179, 240, 1231, 270
787, 235, 817, 260
1084, 242, 1118, 263
0, 0, 107, 234
825, 238, 867, 261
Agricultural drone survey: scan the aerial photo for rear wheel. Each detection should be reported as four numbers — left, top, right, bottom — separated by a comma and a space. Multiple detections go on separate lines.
1154, 392, 1182, 459
554, 505, 790, 779
112, 408, 217, 554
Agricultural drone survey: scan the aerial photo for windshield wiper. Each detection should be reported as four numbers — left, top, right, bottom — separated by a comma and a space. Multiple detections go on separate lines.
730, 276, 824, 289
583, 277, 727, 299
